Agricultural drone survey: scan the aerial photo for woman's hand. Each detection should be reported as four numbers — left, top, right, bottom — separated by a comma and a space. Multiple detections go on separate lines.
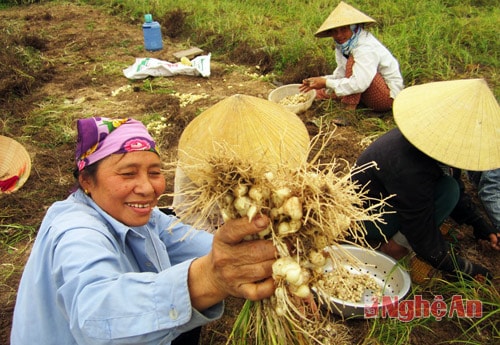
299, 77, 327, 92
188, 215, 276, 310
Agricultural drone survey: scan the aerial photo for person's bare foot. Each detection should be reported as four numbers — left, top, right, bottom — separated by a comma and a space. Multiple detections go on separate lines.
380, 239, 409, 260
315, 88, 337, 99
342, 103, 357, 110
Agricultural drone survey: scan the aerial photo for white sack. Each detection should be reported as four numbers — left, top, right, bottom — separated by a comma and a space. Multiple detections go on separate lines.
123, 54, 211, 79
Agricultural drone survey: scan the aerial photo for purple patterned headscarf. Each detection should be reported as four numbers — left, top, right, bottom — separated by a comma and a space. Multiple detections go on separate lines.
75, 117, 159, 171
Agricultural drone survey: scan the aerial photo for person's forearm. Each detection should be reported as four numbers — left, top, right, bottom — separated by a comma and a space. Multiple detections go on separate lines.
188, 256, 228, 311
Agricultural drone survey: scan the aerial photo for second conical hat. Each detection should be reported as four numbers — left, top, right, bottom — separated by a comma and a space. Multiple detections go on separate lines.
177, 94, 310, 184
394, 79, 500, 171
315, 1, 376, 38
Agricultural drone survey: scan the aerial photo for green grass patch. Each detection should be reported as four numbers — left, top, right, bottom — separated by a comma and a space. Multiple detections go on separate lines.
85, 0, 498, 99
0, 223, 36, 252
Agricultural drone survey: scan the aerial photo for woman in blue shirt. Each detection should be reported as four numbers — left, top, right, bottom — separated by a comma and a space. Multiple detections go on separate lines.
11, 117, 276, 345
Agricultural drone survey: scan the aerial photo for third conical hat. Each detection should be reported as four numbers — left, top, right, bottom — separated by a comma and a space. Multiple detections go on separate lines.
315, 1, 376, 38
394, 79, 500, 171
177, 94, 310, 184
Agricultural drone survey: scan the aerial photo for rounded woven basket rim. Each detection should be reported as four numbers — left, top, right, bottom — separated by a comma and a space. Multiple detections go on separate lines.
0, 135, 32, 193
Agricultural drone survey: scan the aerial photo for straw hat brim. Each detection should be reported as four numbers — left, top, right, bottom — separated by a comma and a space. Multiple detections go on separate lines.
177, 94, 310, 184
0, 135, 32, 193
394, 79, 500, 171
315, 1, 376, 38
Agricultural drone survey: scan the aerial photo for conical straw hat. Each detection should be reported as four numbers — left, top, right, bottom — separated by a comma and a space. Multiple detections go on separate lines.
177, 94, 310, 184
0, 136, 32, 193
315, 1, 376, 38
394, 79, 500, 171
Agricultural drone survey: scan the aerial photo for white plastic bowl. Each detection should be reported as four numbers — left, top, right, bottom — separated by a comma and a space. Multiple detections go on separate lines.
319, 244, 411, 318
268, 84, 316, 114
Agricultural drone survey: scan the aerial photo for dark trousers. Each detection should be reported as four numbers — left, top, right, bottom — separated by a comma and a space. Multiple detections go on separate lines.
172, 326, 201, 345
362, 175, 462, 268
363, 175, 459, 242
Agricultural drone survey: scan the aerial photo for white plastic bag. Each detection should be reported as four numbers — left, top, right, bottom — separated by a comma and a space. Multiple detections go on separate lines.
123, 54, 211, 79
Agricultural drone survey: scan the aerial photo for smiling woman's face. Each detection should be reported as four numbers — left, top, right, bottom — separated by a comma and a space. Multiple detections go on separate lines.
330, 25, 354, 44
80, 151, 165, 227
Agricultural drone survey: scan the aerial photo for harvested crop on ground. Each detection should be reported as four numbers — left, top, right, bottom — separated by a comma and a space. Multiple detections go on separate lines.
279, 93, 309, 106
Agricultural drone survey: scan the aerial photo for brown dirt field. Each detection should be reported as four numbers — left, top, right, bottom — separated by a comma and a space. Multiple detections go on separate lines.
0, 2, 498, 345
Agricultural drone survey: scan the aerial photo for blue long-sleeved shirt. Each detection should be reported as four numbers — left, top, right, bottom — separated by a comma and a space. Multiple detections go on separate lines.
11, 189, 222, 345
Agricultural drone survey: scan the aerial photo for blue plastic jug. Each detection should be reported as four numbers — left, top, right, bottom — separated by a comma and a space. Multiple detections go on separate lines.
143, 14, 163, 51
